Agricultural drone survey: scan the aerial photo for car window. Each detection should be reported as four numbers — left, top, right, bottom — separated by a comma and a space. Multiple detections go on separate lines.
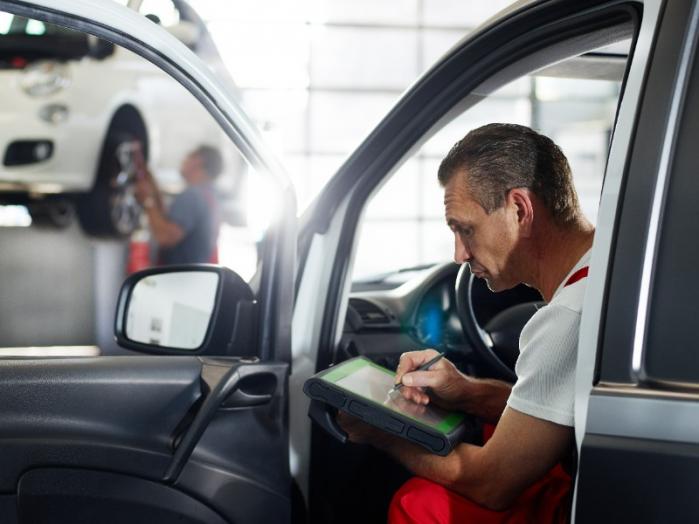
0, 13, 273, 353
350, 48, 627, 282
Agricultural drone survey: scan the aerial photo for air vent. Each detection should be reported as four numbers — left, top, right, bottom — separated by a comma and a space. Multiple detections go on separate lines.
349, 298, 390, 324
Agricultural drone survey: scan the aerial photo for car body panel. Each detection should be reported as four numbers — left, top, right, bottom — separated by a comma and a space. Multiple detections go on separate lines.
575, 0, 699, 520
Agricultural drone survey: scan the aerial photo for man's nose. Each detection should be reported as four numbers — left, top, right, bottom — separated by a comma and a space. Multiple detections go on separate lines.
454, 235, 472, 264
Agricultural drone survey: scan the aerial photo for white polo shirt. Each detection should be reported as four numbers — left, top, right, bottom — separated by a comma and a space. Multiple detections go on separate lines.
506, 249, 591, 427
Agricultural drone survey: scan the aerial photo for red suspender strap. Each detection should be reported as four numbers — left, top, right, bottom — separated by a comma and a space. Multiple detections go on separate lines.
564, 266, 589, 287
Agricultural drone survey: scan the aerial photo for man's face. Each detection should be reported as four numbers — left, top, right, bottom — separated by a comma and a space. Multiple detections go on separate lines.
444, 173, 522, 292
180, 152, 204, 184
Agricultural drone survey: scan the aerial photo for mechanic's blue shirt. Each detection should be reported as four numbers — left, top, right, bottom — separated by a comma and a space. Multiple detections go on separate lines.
160, 183, 218, 265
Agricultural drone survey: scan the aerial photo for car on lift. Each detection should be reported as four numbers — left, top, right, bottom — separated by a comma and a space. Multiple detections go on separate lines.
0, 0, 697, 523
0, 0, 229, 237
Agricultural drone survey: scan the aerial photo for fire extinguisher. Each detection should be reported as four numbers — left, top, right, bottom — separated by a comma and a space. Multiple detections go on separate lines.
126, 213, 152, 274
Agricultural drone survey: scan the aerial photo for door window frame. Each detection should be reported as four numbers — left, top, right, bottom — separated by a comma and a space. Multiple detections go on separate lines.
306, 2, 641, 373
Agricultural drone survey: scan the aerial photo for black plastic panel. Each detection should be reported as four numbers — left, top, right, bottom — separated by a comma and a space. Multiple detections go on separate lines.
577, 434, 699, 522
0, 357, 201, 490
177, 461, 290, 524
176, 362, 291, 523
0, 496, 17, 524
17, 469, 226, 524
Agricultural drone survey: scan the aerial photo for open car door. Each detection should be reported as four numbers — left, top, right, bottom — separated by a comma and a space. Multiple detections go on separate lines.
0, 1, 295, 523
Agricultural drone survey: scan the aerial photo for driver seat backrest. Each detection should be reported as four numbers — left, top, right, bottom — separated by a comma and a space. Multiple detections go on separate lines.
484, 301, 546, 371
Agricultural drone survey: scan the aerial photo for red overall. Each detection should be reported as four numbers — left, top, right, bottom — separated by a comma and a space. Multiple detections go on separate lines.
388, 267, 589, 524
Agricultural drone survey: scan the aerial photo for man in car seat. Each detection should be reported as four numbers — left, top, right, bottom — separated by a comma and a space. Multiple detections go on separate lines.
339, 123, 594, 523
135, 145, 222, 265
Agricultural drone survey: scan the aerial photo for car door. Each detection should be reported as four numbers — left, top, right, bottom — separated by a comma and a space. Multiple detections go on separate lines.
574, 0, 699, 521
289, 1, 662, 522
0, 1, 295, 523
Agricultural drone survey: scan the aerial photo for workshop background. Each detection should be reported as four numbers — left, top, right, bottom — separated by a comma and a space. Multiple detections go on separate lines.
0, 0, 619, 353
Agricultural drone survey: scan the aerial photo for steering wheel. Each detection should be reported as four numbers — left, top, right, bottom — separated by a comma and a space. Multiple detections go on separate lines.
454, 263, 544, 383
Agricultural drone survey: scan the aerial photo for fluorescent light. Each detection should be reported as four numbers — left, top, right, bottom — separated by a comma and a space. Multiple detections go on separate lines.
0, 205, 32, 227
0, 346, 101, 357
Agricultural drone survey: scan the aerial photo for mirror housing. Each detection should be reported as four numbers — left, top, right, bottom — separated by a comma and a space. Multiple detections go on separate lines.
115, 265, 257, 356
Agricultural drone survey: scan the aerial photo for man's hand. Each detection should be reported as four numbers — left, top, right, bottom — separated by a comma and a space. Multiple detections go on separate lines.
131, 141, 164, 211
395, 349, 512, 422
395, 349, 469, 411
134, 176, 156, 206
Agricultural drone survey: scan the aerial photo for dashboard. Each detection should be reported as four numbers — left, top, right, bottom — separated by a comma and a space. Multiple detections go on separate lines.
341, 262, 542, 372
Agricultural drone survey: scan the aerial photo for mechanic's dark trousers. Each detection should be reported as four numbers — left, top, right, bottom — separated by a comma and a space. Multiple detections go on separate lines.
388, 425, 572, 523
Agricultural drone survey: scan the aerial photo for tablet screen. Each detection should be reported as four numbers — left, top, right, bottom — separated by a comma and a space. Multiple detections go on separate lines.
321, 357, 463, 434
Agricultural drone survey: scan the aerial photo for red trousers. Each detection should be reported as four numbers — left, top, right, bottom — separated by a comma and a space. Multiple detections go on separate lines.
388, 426, 572, 524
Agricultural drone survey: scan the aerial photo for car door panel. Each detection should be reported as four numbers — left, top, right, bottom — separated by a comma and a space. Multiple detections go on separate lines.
0, 357, 200, 489
577, 433, 699, 522
17, 468, 228, 524
174, 360, 291, 523
0, 356, 290, 523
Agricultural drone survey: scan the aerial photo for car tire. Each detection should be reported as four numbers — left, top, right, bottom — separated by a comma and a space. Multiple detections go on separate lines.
75, 130, 143, 238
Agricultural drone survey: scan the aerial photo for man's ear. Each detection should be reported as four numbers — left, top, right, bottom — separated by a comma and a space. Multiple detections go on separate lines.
508, 188, 534, 236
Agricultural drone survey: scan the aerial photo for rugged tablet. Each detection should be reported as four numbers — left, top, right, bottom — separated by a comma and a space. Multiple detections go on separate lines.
304, 356, 467, 456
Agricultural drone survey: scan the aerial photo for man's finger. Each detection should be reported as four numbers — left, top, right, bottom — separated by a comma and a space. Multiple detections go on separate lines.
400, 370, 443, 389
400, 387, 430, 405
395, 349, 440, 384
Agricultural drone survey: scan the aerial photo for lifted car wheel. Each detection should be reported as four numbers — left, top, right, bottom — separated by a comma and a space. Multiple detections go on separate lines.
76, 131, 143, 238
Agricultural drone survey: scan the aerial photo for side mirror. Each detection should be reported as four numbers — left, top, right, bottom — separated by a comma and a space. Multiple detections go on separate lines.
115, 265, 257, 356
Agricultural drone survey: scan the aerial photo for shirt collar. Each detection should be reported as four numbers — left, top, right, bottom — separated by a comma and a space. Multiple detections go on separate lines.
552, 247, 593, 299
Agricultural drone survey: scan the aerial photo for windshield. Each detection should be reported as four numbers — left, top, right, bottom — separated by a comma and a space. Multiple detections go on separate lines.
0, 13, 88, 64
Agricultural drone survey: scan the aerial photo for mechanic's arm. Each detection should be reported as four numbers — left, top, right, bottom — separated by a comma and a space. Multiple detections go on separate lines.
341, 407, 573, 511
143, 204, 184, 248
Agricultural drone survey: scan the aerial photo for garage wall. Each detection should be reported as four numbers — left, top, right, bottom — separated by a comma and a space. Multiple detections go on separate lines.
0, 222, 127, 354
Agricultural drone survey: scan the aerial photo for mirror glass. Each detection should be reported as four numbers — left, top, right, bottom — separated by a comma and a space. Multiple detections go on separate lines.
126, 271, 218, 350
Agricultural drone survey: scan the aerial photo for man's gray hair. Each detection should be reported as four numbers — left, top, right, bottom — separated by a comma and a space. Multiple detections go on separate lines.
438, 123, 581, 225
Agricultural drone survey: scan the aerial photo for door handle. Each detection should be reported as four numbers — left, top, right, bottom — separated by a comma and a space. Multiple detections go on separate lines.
221, 375, 275, 409
164, 363, 282, 483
